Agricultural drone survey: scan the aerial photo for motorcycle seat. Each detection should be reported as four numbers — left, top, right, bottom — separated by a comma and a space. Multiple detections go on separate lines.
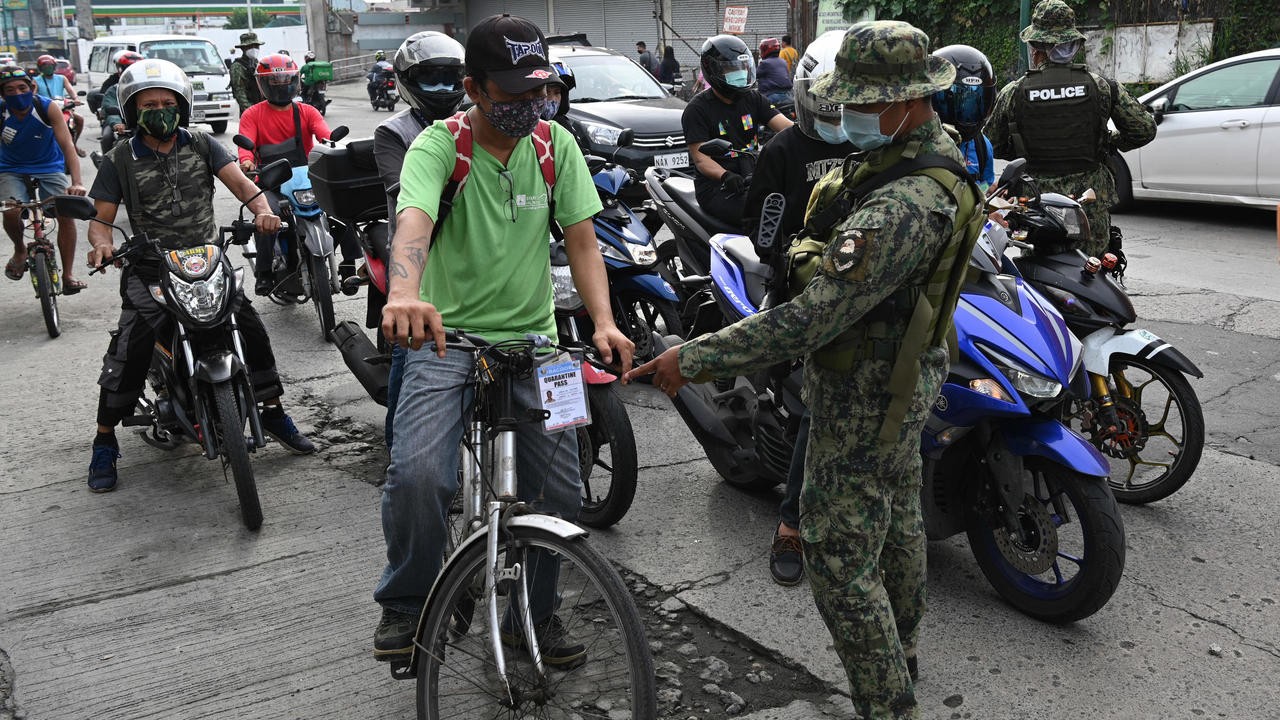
665, 176, 743, 236
718, 235, 769, 309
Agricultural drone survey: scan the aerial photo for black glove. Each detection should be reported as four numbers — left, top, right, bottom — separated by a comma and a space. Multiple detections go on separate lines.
720, 171, 745, 195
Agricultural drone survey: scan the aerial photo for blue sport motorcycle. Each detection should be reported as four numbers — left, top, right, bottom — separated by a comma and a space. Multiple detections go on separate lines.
658, 194, 1126, 623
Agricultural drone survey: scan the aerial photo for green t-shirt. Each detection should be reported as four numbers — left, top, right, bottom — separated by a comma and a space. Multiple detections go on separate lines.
397, 118, 603, 343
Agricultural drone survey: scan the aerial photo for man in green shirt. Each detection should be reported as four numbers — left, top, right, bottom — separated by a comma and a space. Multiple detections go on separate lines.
371, 14, 633, 663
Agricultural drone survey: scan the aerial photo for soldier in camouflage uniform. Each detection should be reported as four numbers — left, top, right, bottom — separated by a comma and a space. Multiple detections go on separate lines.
626, 21, 982, 719
985, 0, 1156, 257
84, 60, 313, 493
230, 32, 265, 114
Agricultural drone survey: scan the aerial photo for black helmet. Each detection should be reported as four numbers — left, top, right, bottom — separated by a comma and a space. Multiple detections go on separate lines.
700, 34, 755, 100
931, 44, 995, 142
393, 31, 466, 120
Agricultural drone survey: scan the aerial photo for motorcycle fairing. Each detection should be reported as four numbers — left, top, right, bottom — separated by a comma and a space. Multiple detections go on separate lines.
297, 212, 337, 259
708, 234, 762, 322
592, 165, 631, 198
193, 349, 246, 385
581, 362, 617, 385
610, 271, 679, 302
281, 164, 324, 220
996, 417, 1110, 478
1013, 250, 1137, 328
1079, 326, 1204, 378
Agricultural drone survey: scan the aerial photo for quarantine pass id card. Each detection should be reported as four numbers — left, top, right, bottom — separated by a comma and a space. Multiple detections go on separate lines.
537, 352, 591, 433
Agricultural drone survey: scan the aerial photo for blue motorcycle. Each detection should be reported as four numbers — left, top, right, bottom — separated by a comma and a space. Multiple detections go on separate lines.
580, 151, 682, 362
657, 195, 1126, 623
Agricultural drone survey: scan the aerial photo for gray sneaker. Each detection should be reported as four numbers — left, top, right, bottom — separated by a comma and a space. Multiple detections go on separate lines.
373, 607, 418, 661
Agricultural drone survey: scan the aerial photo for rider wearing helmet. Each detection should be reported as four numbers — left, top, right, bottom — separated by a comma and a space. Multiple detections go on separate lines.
682, 34, 792, 229
97, 51, 145, 152
540, 61, 574, 122
85, 59, 313, 492
756, 37, 793, 107
33, 54, 84, 150
931, 44, 997, 188
237, 52, 338, 295
373, 30, 468, 448
739, 30, 856, 587
367, 50, 394, 103
298, 49, 329, 110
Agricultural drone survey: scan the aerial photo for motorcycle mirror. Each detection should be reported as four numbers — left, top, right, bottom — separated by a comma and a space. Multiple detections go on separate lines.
233, 134, 256, 152
1078, 188, 1098, 205
329, 125, 350, 143
616, 129, 634, 148
52, 195, 97, 220
996, 158, 1027, 189
77, 89, 86, 97
257, 159, 292, 190
699, 138, 732, 158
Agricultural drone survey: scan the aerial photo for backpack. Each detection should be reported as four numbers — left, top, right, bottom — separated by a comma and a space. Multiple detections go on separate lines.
431, 111, 558, 243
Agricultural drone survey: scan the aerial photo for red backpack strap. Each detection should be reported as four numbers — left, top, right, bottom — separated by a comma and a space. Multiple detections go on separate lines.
532, 119, 561, 240
432, 111, 473, 243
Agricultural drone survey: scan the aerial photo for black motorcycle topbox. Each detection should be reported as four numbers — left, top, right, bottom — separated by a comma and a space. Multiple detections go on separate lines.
309, 138, 387, 222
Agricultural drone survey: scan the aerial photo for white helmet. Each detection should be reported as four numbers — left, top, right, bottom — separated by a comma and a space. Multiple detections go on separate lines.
118, 59, 194, 128
793, 30, 847, 143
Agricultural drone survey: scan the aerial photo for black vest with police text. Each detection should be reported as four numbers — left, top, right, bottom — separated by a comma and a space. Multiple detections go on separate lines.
1010, 64, 1103, 175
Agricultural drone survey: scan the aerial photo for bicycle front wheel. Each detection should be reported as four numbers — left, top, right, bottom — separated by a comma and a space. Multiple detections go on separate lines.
417, 527, 656, 719
33, 252, 60, 338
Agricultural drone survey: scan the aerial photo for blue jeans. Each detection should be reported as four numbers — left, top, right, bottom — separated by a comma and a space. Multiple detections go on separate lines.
384, 343, 406, 450
779, 412, 810, 530
374, 345, 582, 617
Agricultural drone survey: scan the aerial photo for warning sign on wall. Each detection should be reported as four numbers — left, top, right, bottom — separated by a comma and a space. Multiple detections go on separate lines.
723, 5, 749, 34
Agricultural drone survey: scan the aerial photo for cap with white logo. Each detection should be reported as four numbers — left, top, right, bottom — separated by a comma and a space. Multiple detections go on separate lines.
465, 14, 565, 95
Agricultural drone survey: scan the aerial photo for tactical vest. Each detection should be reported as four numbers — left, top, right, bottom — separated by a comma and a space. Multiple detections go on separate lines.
1010, 64, 1103, 175
108, 131, 218, 248
785, 140, 985, 444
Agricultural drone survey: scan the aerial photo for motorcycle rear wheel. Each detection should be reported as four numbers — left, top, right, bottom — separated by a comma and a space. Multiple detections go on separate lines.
1069, 355, 1204, 504
965, 461, 1124, 624
212, 380, 263, 531
32, 251, 60, 338
577, 384, 638, 528
307, 252, 336, 342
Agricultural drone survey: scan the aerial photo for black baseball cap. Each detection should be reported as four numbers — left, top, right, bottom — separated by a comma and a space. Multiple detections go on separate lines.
465, 14, 565, 95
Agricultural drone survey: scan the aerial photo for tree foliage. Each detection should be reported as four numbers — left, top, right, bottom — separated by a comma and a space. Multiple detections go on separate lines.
224, 8, 273, 31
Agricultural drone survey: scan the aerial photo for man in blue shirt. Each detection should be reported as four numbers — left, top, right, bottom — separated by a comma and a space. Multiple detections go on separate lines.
34, 55, 85, 156
0, 67, 87, 292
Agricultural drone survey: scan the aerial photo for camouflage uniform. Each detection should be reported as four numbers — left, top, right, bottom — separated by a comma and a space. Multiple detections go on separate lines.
985, 0, 1156, 257
677, 21, 965, 720
230, 33, 265, 114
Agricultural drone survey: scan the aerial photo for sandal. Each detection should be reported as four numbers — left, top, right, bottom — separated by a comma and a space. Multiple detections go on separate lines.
63, 278, 87, 295
4, 255, 25, 281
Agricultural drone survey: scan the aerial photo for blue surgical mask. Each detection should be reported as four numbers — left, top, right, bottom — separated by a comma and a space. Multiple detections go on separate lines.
813, 119, 847, 145
841, 103, 906, 151
724, 70, 750, 88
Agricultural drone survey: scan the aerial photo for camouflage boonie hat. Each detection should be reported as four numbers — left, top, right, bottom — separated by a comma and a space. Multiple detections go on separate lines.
1020, 0, 1087, 45
236, 32, 264, 49
810, 21, 955, 105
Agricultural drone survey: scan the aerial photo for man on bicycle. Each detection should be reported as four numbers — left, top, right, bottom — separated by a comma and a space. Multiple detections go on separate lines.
0, 67, 88, 293
84, 59, 315, 493
372, 13, 633, 663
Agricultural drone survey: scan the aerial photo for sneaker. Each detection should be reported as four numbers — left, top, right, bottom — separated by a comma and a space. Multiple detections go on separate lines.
500, 615, 587, 668
260, 406, 316, 455
769, 532, 804, 586
255, 277, 273, 296
373, 607, 418, 661
88, 444, 121, 493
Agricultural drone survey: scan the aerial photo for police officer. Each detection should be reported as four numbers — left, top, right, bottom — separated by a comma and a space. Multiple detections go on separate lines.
626, 20, 985, 719
985, 0, 1156, 257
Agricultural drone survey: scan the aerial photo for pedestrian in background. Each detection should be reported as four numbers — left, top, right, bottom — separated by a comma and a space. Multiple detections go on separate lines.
780, 34, 799, 74
229, 31, 264, 114
658, 45, 681, 85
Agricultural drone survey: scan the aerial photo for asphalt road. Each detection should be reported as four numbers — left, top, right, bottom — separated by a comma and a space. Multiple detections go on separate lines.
1, 81, 1277, 719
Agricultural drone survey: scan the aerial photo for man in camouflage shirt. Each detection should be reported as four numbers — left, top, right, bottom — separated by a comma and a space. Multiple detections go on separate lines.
985, 0, 1156, 257
229, 32, 265, 114
627, 21, 974, 719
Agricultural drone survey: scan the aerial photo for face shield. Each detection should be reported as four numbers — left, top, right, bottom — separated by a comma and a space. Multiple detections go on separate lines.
715, 52, 756, 89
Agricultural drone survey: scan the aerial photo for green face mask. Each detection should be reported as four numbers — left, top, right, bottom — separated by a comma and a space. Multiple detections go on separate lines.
137, 106, 181, 140
39, 66, 55, 77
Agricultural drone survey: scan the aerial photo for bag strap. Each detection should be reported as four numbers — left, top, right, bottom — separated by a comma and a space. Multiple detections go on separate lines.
801, 152, 970, 240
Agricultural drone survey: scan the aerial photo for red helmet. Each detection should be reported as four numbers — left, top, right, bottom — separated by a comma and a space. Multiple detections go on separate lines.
113, 50, 143, 72
36, 54, 57, 68
254, 53, 300, 106
758, 38, 781, 59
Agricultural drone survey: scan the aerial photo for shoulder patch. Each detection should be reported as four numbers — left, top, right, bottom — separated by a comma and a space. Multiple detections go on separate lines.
823, 227, 876, 281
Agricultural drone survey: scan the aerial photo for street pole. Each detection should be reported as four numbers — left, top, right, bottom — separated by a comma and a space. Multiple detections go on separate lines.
246, 0, 253, 31
1018, 0, 1031, 73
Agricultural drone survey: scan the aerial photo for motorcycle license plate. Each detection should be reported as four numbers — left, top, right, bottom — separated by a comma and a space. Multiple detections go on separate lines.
654, 152, 689, 169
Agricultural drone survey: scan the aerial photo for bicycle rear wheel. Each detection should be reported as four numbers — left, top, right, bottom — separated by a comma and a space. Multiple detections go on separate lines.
33, 251, 60, 338
417, 527, 656, 719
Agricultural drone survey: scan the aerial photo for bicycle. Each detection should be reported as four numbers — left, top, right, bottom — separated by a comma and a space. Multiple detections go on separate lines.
3, 179, 65, 338
390, 330, 656, 720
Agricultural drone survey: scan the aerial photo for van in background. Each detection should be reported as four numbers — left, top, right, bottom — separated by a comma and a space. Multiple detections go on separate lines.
87, 34, 235, 134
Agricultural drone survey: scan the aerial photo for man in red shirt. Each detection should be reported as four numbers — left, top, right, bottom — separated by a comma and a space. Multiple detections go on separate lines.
235, 53, 341, 295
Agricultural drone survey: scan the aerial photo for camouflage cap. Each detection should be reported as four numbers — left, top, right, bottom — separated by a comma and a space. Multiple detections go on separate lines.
236, 32, 264, 49
809, 21, 956, 105
1020, 0, 1087, 45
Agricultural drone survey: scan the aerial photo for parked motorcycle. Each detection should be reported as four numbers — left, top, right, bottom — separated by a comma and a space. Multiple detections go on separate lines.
234, 128, 350, 342
655, 191, 1126, 623
993, 159, 1205, 504
67, 159, 295, 531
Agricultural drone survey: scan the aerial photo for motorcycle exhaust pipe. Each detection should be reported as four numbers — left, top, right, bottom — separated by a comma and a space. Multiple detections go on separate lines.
331, 320, 390, 406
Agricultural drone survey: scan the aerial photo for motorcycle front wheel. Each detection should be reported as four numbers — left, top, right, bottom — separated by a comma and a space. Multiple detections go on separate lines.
1067, 355, 1204, 504
577, 384, 638, 528
307, 252, 336, 342
965, 460, 1124, 624
212, 380, 263, 531
618, 294, 683, 362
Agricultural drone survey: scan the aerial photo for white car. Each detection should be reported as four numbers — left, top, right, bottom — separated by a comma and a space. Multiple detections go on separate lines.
1109, 47, 1280, 211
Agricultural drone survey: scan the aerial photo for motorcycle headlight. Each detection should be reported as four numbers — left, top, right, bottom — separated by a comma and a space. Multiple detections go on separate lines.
981, 346, 1062, 399
629, 242, 657, 266
293, 188, 316, 206
598, 239, 631, 263
580, 121, 623, 147
550, 263, 583, 311
169, 271, 229, 323
1045, 204, 1089, 242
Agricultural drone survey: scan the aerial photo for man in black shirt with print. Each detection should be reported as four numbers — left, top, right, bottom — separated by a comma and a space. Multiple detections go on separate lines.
682, 34, 792, 229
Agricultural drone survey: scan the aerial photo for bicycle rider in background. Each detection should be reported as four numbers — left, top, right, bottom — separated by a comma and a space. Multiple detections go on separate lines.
0, 67, 88, 293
